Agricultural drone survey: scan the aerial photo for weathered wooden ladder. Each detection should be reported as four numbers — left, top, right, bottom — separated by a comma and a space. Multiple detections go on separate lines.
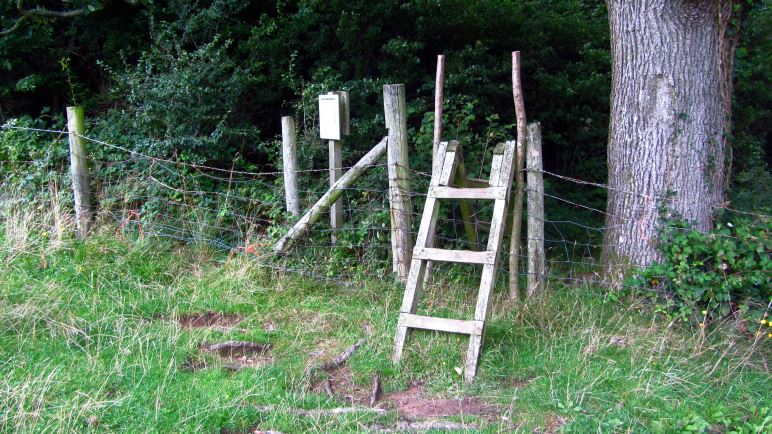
393, 139, 517, 382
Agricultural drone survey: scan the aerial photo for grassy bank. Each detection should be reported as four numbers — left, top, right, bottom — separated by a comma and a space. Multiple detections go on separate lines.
0, 229, 769, 433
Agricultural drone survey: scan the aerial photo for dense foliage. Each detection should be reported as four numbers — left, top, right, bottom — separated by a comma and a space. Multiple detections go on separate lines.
2, 1, 767, 194
3, 0, 607, 174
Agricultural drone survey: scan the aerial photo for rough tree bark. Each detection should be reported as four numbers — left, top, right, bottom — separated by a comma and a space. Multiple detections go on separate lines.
602, 0, 741, 286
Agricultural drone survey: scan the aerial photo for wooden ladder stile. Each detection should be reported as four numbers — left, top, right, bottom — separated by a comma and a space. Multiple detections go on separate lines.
393, 140, 517, 383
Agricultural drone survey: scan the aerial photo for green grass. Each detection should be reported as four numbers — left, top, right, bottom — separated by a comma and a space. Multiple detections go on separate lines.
0, 228, 769, 433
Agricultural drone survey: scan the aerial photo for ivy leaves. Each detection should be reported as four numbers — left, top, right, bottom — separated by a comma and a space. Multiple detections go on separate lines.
627, 216, 771, 322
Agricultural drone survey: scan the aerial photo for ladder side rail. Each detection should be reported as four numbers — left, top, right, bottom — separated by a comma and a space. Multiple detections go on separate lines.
465, 140, 517, 382
394, 141, 459, 361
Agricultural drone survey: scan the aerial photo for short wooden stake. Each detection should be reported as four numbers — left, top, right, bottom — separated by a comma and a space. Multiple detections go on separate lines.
329, 139, 343, 243
432, 54, 445, 177
383, 84, 413, 281
66, 106, 90, 238
526, 122, 545, 296
424, 54, 445, 286
423, 55, 478, 287
281, 116, 300, 217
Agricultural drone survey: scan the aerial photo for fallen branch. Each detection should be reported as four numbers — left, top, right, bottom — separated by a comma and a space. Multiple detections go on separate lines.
253, 405, 480, 431
305, 338, 365, 386
318, 338, 365, 372
254, 405, 388, 418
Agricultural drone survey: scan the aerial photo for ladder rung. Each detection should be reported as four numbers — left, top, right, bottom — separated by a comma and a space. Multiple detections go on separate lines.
413, 247, 494, 264
428, 186, 506, 200
399, 313, 484, 335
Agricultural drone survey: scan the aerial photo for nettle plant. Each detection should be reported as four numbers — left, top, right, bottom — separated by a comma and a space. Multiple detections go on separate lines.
627, 215, 771, 322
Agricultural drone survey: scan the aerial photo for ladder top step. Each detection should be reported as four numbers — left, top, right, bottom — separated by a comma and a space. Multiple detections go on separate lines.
399, 313, 484, 335
428, 186, 506, 200
413, 247, 495, 265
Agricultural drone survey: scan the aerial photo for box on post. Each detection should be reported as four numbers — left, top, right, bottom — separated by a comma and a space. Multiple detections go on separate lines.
319, 91, 350, 140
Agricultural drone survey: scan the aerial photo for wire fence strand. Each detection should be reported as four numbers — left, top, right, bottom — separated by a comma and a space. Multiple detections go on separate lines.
1, 124, 769, 289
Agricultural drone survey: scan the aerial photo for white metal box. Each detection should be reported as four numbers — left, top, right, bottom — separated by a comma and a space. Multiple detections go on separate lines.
319, 91, 350, 140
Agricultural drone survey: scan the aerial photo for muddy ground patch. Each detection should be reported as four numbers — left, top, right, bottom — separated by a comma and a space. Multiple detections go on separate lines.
185, 340, 273, 371
312, 371, 499, 421
175, 312, 243, 330
379, 382, 499, 421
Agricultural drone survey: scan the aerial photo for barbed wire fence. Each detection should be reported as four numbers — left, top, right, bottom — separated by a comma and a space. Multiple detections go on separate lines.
1, 122, 769, 298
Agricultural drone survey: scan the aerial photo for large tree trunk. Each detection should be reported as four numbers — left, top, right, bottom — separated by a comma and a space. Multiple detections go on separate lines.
602, 0, 739, 286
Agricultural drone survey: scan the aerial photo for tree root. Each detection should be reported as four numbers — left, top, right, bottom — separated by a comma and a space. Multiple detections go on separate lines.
305, 338, 365, 385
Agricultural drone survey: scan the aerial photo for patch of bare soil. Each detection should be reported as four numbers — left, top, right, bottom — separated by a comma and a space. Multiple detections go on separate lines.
379, 383, 498, 421
176, 312, 243, 330
305, 338, 500, 426
185, 341, 273, 371
312, 374, 499, 422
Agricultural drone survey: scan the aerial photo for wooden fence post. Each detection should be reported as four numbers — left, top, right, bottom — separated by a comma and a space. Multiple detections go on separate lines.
66, 106, 90, 238
509, 51, 527, 301
319, 91, 349, 244
526, 122, 545, 296
281, 116, 300, 217
383, 84, 413, 281
329, 138, 343, 243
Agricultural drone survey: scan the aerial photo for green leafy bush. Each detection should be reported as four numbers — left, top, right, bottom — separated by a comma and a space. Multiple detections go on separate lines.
0, 114, 69, 191
627, 216, 771, 321
652, 405, 771, 434
95, 35, 261, 165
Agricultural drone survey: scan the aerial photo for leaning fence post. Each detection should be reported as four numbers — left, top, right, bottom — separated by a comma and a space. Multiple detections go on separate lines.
66, 106, 90, 238
383, 84, 413, 281
281, 116, 300, 217
526, 122, 546, 296
274, 137, 388, 253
